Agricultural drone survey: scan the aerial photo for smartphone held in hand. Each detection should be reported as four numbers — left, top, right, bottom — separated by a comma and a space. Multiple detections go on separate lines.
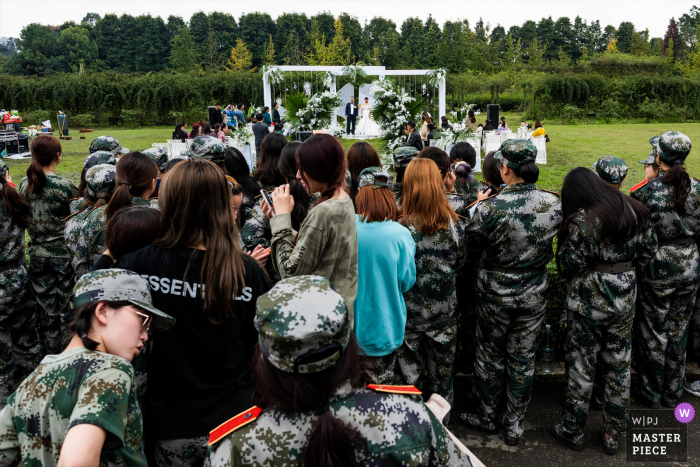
261, 190, 275, 216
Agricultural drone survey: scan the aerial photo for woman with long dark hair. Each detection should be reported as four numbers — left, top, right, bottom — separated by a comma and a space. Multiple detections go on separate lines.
346, 141, 381, 200
223, 147, 259, 226
629, 132, 700, 412
395, 159, 466, 418
460, 139, 561, 446
465, 109, 476, 131
19, 135, 79, 355
0, 161, 41, 408
253, 132, 288, 191
75, 152, 158, 278
172, 121, 188, 140
420, 111, 433, 142
551, 168, 657, 455
189, 123, 200, 139
111, 158, 270, 467
263, 134, 358, 323
205, 275, 467, 466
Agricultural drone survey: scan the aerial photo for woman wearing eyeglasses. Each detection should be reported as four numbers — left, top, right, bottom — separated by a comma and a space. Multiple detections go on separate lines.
0, 269, 175, 467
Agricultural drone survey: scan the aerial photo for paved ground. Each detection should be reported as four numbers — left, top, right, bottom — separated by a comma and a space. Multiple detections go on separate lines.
447, 369, 700, 467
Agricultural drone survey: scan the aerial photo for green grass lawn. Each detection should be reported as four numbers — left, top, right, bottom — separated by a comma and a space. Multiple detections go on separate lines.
5, 122, 700, 192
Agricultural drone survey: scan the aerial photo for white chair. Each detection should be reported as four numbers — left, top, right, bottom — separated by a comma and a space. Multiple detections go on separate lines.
531, 135, 547, 164
466, 136, 482, 172
167, 141, 188, 160
484, 134, 501, 156
152, 143, 169, 156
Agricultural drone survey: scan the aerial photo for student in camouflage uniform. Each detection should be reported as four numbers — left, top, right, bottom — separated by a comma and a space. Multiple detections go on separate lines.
204, 275, 469, 467
591, 155, 628, 188
19, 135, 79, 355
451, 142, 484, 207
460, 139, 562, 445
75, 153, 158, 277
391, 146, 419, 206
142, 147, 168, 200
629, 131, 700, 409
394, 159, 467, 419
0, 161, 42, 408
550, 168, 657, 455
66, 164, 116, 279
70, 151, 117, 215
0, 269, 175, 467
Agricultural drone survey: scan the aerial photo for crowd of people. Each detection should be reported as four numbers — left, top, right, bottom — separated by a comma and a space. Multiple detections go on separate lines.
0, 125, 699, 466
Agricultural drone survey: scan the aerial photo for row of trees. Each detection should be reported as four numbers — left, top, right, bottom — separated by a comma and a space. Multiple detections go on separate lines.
2, 7, 699, 75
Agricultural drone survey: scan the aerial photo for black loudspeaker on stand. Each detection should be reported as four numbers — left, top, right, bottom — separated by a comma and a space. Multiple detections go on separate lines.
487, 104, 500, 126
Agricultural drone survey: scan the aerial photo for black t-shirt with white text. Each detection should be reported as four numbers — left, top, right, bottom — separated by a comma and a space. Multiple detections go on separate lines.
113, 245, 270, 439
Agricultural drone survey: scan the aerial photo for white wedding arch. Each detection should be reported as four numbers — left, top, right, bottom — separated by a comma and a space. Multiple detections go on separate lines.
262, 65, 446, 130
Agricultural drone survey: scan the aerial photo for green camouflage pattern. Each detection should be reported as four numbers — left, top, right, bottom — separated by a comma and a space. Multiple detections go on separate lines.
356, 167, 392, 190
74, 197, 155, 279
189, 136, 226, 162
392, 146, 419, 170
465, 183, 561, 438
84, 151, 117, 169
205, 383, 468, 467
89, 135, 129, 155
629, 174, 700, 288
654, 131, 692, 163
64, 207, 94, 282
446, 192, 467, 217
396, 218, 466, 411
256, 275, 350, 374
142, 147, 168, 171
345, 169, 352, 188
591, 155, 629, 185
365, 352, 398, 385
454, 177, 485, 208
556, 209, 658, 441
0, 347, 146, 466
639, 151, 656, 165
85, 164, 116, 198
155, 436, 208, 467
71, 269, 175, 330
69, 197, 86, 215
0, 161, 7, 178
498, 139, 537, 169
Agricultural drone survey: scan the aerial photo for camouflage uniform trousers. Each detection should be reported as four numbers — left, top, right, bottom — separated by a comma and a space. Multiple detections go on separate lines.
155, 436, 208, 467
365, 351, 398, 385
560, 308, 634, 442
395, 321, 457, 423
634, 283, 699, 402
473, 296, 546, 438
0, 267, 42, 409
28, 255, 74, 355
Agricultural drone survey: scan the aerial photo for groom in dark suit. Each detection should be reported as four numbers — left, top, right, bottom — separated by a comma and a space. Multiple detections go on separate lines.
345, 97, 358, 135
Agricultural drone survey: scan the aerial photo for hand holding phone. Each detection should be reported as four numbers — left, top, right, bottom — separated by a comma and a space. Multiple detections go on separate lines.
261, 189, 275, 216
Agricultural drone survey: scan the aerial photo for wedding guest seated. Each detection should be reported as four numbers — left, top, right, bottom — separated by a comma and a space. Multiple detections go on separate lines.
426, 124, 436, 145
404, 121, 423, 152
483, 120, 494, 131
532, 120, 546, 137
441, 116, 453, 130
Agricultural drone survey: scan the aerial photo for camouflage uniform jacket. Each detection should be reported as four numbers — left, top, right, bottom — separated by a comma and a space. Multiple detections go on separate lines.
0, 347, 147, 466
630, 173, 700, 288
454, 177, 485, 208
402, 218, 467, 331
466, 183, 562, 308
557, 209, 658, 320
446, 192, 467, 217
0, 205, 29, 322
240, 193, 257, 227
69, 197, 86, 215
64, 206, 95, 277
205, 383, 467, 467
19, 175, 79, 258
74, 197, 156, 278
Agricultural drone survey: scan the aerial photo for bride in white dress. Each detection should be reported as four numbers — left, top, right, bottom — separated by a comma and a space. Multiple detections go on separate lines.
356, 97, 382, 137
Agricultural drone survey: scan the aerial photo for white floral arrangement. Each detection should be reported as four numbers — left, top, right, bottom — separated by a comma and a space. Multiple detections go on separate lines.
439, 122, 475, 145
426, 68, 446, 87
247, 105, 263, 118
229, 125, 254, 147
323, 72, 334, 90
371, 77, 423, 152
263, 66, 284, 86
288, 91, 343, 132
343, 64, 367, 83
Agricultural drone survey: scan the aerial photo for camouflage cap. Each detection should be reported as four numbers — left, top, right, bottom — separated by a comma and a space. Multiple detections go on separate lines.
639, 150, 657, 166
0, 160, 7, 178
89, 136, 129, 156
357, 166, 393, 190
392, 146, 419, 170
72, 269, 175, 331
591, 155, 628, 185
256, 275, 350, 374
654, 131, 692, 163
499, 139, 537, 169
142, 147, 168, 171
345, 169, 352, 188
85, 164, 117, 197
84, 151, 117, 171
188, 136, 226, 163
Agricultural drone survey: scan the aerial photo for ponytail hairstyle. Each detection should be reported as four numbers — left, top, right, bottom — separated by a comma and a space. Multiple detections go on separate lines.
252, 333, 367, 467
0, 169, 31, 228
27, 135, 62, 195
511, 159, 540, 184
296, 134, 347, 206
105, 152, 158, 221
279, 141, 310, 230
661, 159, 691, 212
68, 300, 131, 351
449, 142, 477, 180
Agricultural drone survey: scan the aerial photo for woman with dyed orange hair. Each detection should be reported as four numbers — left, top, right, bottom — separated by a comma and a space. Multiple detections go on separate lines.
395, 158, 467, 418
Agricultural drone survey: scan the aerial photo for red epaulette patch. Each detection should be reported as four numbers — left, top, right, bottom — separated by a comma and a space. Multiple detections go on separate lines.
61, 210, 84, 222
208, 406, 261, 446
539, 189, 560, 197
693, 177, 700, 183
367, 384, 422, 395
465, 193, 498, 210
457, 213, 468, 220
630, 179, 648, 193
149, 196, 158, 200
69, 197, 81, 201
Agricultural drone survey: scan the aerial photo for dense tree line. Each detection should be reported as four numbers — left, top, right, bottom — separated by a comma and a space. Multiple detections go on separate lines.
2, 7, 699, 75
